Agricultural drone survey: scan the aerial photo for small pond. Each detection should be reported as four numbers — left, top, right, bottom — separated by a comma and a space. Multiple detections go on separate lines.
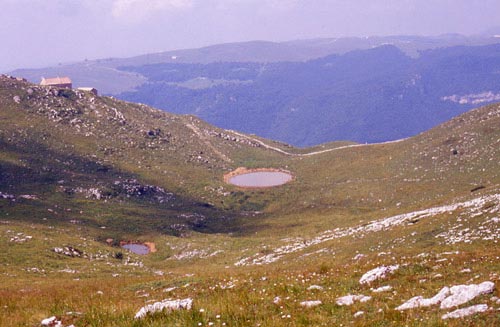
121, 243, 150, 255
228, 171, 293, 188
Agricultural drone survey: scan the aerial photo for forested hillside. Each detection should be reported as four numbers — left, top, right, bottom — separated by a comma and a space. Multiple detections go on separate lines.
118, 43, 500, 146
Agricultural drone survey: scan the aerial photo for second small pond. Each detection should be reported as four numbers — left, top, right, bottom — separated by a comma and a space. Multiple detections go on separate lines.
121, 243, 150, 255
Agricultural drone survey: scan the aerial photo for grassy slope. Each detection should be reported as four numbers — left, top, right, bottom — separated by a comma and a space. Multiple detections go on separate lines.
0, 76, 499, 326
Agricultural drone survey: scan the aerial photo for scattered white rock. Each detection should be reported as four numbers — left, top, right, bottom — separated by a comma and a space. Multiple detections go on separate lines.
25, 267, 45, 274
300, 300, 322, 308
371, 285, 393, 293
41, 316, 62, 326
172, 249, 223, 260
359, 265, 399, 285
397, 281, 495, 311
52, 246, 83, 257
440, 251, 460, 256
353, 311, 364, 318
353, 253, 366, 261
336, 294, 372, 306
9, 233, 32, 243
19, 194, 38, 200
234, 194, 500, 266
163, 287, 177, 293
307, 285, 324, 291
441, 304, 489, 319
0, 191, 15, 199
135, 298, 193, 319
490, 296, 500, 305
396, 287, 450, 310
440, 281, 495, 309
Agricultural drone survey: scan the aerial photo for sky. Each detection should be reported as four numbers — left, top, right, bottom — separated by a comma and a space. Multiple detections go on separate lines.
1, 0, 500, 71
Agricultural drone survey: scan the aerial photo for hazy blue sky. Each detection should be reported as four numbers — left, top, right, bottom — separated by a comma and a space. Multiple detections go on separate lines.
1, 0, 500, 71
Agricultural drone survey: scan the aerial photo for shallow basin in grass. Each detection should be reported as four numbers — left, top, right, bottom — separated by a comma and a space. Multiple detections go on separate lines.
122, 243, 150, 255
226, 169, 293, 188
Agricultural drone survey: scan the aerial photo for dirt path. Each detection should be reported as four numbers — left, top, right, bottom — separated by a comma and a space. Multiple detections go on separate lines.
185, 119, 406, 160
228, 130, 293, 155
185, 122, 232, 162
228, 130, 407, 157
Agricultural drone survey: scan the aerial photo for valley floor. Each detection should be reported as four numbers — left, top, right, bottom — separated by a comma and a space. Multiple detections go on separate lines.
1, 189, 499, 326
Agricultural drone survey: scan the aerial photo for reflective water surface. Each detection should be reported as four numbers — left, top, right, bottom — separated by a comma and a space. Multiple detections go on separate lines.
228, 171, 293, 187
121, 243, 150, 255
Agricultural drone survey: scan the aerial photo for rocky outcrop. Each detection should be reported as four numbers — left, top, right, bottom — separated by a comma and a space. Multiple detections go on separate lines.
134, 298, 193, 319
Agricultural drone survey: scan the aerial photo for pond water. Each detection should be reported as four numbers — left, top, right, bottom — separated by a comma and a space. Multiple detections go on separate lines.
121, 243, 150, 255
228, 171, 293, 188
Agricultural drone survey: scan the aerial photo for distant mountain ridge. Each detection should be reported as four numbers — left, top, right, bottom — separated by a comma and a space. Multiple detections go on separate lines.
117, 43, 500, 146
9, 34, 500, 146
10, 33, 500, 95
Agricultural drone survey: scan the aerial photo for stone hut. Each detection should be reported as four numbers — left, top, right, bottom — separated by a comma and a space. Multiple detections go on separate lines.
40, 77, 72, 89
77, 87, 98, 96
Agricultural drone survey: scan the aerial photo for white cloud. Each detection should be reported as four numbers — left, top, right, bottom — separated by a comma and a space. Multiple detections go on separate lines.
111, 0, 193, 22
